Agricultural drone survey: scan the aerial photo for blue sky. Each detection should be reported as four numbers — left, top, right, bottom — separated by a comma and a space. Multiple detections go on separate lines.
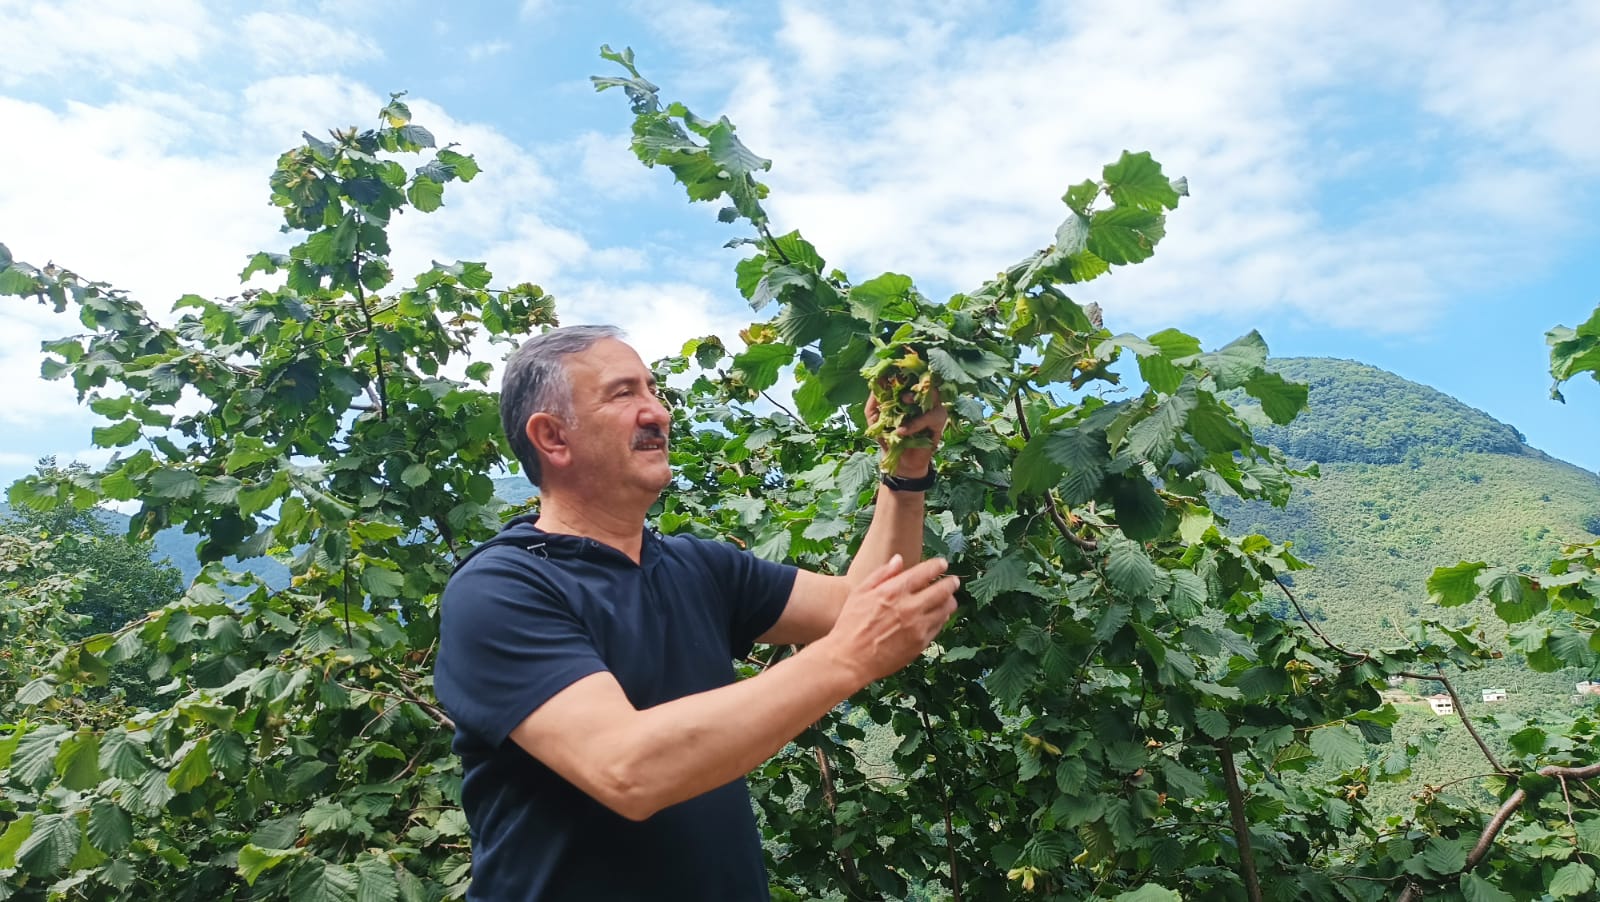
2, 0, 1598, 491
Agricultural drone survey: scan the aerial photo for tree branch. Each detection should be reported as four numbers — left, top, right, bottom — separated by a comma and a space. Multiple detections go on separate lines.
351, 233, 388, 420
1397, 760, 1600, 902
1272, 577, 1369, 662
919, 708, 963, 902
1397, 670, 1509, 775
812, 745, 863, 894
1217, 741, 1263, 902
1013, 393, 1097, 552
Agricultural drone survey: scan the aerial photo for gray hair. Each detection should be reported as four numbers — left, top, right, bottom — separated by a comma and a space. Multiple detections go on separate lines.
500, 324, 624, 487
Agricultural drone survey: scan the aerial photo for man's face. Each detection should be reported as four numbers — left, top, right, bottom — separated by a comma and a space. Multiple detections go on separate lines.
559, 338, 672, 497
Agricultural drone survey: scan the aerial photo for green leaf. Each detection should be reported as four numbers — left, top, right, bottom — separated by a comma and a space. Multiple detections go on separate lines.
0, 265, 37, 294
98, 729, 147, 780
1194, 708, 1229, 739
1106, 540, 1160, 598
1459, 873, 1514, 902
355, 857, 401, 902
1578, 818, 1600, 856
1203, 332, 1269, 389
239, 843, 305, 885
11, 725, 68, 786
1043, 428, 1108, 505
1086, 206, 1165, 265
1309, 725, 1363, 770
1103, 151, 1181, 212
1485, 570, 1544, 623
361, 565, 405, 599
407, 177, 443, 212
751, 525, 791, 563
56, 732, 102, 790
1106, 474, 1166, 541
1126, 380, 1197, 464
0, 814, 33, 870
1428, 562, 1487, 607
1009, 434, 1063, 501
848, 273, 912, 323
168, 737, 213, 792
1551, 862, 1596, 899
15, 677, 55, 706
1113, 885, 1183, 902
1409, 837, 1467, 878
149, 467, 201, 499
1243, 371, 1308, 425
91, 418, 142, 447
986, 650, 1036, 709
730, 342, 794, 393
252, 816, 301, 850
87, 801, 133, 854
1168, 570, 1208, 617
969, 553, 1030, 605
399, 463, 430, 488
209, 731, 248, 772
302, 803, 354, 836
17, 812, 79, 877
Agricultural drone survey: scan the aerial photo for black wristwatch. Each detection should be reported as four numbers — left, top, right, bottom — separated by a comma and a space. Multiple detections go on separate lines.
881, 469, 936, 492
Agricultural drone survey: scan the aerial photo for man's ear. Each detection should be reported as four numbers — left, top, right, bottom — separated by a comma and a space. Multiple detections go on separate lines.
526, 412, 571, 472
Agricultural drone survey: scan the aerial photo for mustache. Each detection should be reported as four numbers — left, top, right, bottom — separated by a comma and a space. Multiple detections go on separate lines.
631, 425, 668, 449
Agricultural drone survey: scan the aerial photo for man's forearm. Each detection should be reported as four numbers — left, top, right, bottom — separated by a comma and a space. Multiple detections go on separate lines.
600, 637, 864, 819
845, 483, 927, 586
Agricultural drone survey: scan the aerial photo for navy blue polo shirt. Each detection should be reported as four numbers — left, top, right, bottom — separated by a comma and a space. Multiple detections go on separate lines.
435, 515, 796, 901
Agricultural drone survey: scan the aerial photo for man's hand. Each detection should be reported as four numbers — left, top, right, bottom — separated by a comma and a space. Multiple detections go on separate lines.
817, 554, 959, 685
866, 388, 949, 477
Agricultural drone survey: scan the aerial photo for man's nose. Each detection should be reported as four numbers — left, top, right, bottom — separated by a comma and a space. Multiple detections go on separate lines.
641, 394, 670, 428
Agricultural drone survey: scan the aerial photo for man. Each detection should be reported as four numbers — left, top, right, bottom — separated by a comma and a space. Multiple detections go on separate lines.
435, 325, 959, 900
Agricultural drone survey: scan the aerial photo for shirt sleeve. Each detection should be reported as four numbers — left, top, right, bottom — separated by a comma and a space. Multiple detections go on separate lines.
690, 536, 799, 658
434, 547, 608, 748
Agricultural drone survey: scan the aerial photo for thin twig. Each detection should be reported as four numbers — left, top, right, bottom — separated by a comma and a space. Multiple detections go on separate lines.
351, 232, 389, 420
1272, 577, 1369, 663
760, 390, 807, 427
339, 680, 456, 732
1397, 670, 1508, 775
1217, 741, 1263, 902
1560, 776, 1584, 862
918, 708, 963, 902
341, 561, 354, 647
758, 222, 792, 265
812, 745, 864, 895
1012, 393, 1097, 552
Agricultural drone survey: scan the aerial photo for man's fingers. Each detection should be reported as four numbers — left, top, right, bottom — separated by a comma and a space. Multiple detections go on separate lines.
896, 404, 950, 437
861, 553, 906, 589
884, 557, 948, 593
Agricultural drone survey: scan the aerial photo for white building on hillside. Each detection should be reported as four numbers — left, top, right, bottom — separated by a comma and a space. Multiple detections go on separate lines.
1481, 688, 1507, 703
1426, 694, 1455, 716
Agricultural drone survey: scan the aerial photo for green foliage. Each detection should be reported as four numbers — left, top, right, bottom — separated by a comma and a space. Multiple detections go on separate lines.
0, 49, 1589, 901
1, 102, 553, 900
1547, 302, 1600, 401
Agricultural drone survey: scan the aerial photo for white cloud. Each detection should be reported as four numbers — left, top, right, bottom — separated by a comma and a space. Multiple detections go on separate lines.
701, 0, 1600, 335
240, 11, 382, 71
570, 130, 658, 200
555, 280, 753, 364
0, 0, 218, 86
468, 40, 511, 61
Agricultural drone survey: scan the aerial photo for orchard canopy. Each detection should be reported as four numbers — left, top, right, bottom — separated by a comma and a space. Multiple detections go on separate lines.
1, 47, 1598, 902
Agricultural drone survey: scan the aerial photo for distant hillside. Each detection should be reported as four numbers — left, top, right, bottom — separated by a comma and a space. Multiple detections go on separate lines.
1246, 357, 1528, 464
1218, 357, 1600, 814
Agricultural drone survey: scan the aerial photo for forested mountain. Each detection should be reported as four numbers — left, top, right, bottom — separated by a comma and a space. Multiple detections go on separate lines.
1244, 357, 1530, 464
1218, 357, 1600, 813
